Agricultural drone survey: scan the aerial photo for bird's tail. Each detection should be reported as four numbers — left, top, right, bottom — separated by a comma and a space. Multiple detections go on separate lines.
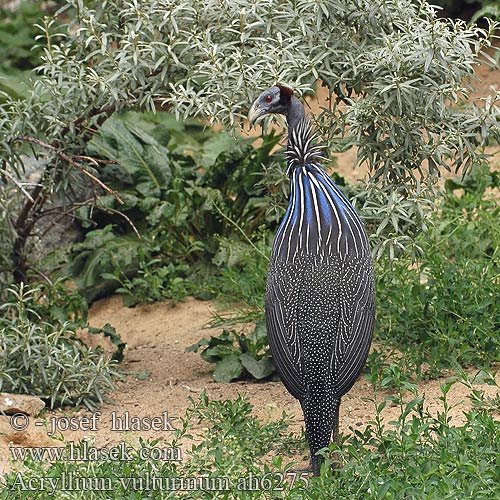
301, 397, 340, 476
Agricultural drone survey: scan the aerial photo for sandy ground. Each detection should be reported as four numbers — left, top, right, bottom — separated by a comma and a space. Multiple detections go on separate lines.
1, 45, 499, 477
1, 296, 498, 474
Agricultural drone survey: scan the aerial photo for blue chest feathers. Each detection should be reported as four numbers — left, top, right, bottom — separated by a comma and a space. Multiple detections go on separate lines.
272, 164, 369, 262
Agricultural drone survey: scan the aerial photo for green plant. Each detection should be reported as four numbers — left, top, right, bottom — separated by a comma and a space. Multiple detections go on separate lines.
2, 383, 499, 499
0, 393, 305, 499
311, 382, 500, 499
471, 2, 500, 24
68, 111, 281, 305
0, 1, 58, 100
68, 225, 148, 302
188, 321, 275, 383
372, 163, 500, 382
2, 0, 499, 286
106, 257, 194, 307
0, 280, 123, 409
0, 1, 51, 71
185, 391, 304, 469
209, 234, 271, 310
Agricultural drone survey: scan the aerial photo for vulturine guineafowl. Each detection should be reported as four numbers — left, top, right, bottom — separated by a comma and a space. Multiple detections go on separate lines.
249, 85, 375, 475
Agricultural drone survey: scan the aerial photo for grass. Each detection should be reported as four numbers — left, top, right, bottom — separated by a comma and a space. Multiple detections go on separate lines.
1, 380, 499, 499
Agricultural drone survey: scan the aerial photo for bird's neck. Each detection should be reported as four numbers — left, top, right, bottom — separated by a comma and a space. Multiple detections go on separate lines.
285, 96, 306, 136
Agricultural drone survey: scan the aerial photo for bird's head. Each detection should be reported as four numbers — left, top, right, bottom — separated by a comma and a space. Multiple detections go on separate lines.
248, 85, 294, 126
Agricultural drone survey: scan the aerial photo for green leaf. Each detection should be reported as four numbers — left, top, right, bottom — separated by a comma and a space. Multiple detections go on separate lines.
186, 337, 212, 353
88, 113, 172, 197
0, 69, 32, 101
87, 323, 126, 362
249, 320, 268, 343
198, 132, 240, 168
213, 355, 242, 383
68, 226, 143, 303
240, 353, 274, 380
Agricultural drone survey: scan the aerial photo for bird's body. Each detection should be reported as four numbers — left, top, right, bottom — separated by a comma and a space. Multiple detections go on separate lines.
249, 86, 375, 475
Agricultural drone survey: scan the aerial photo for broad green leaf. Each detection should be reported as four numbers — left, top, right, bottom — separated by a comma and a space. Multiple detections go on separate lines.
213, 355, 242, 383
68, 226, 143, 302
198, 132, 241, 169
240, 353, 274, 380
88, 113, 172, 197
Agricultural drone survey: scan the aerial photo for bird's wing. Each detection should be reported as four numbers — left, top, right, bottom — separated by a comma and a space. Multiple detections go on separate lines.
265, 270, 306, 400
266, 257, 374, 401
332, 260, 375, 397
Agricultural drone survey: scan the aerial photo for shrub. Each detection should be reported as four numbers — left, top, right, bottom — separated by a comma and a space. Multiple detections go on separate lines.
0, 281, 123, 409
373, 163, 500, 381
1, 0, 499, 283
66, 111, 281, 304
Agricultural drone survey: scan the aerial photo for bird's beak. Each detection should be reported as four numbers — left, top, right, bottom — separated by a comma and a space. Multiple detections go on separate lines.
248, 102, 266, 126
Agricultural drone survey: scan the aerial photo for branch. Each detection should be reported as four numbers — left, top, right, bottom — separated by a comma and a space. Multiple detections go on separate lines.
39, 200, 141, 240
57, 106, 115, 140
39, 199, 96, 238
99, 206, 141, 239
2, 170, 36, 202
15, 136, 123, 204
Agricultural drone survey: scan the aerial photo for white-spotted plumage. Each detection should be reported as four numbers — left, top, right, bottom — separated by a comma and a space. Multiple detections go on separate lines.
265, 117, 375, 475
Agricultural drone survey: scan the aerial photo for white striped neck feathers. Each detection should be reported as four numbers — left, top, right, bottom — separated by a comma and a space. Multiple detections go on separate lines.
286, 118, 326, 176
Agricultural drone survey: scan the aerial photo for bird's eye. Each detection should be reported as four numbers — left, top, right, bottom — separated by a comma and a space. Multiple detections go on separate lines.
265, 94, 273, 103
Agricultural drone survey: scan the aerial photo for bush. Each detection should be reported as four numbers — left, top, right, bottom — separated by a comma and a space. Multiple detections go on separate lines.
66, 111, 282, 304
312, 383, 500, 499
1, 0, 499, 283
373, 163, 500, 381
187, 321, 275, 383
0, 281, 123, 409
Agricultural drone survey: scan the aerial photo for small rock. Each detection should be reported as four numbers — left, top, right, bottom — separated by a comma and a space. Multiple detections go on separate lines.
0, 416, 12, 434
181, 385, 199, 393
0, 393, 45, 416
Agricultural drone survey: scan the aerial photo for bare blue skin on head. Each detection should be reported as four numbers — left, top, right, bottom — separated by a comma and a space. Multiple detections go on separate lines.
248, 85, 306, 134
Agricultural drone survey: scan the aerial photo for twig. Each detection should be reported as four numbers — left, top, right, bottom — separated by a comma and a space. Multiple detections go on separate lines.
2, 170, 36, 202
15, 136, 123, 204
99, 206, 141, 239
38, 199, 96, 238
39, 199, 95, 217
39, 199, 141, 239
58, 105, 115, 139
212, 201, 269, 262
73, 155, 118, 165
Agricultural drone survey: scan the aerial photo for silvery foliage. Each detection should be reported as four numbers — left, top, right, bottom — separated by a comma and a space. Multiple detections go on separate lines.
0, 0, 499, 264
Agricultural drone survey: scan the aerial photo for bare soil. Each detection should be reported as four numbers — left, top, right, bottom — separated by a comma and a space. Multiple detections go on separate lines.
1, 55, 499, 476
1, 296, 499, 474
